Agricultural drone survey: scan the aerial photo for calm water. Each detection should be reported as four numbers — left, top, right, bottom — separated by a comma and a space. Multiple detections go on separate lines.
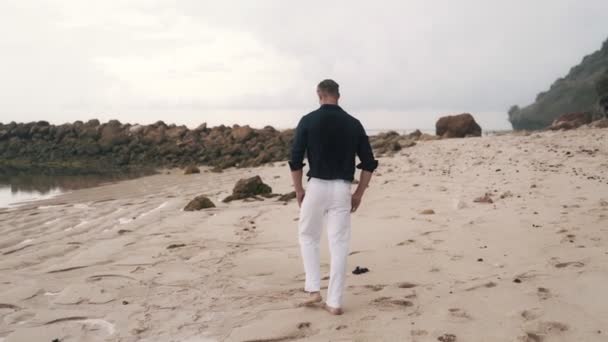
0, 170, 154, 208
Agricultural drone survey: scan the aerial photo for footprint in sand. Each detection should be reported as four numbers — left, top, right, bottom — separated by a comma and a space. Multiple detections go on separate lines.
521, 308, 544, 321
554, 261, 585, 269
448, 308, 472, 322
537, 287, 552, 300
397, 239, 416, 246
371, 296, 414, 310
465, 281, 497, 291
520, 321, 569, 342
349, 284, 386, 295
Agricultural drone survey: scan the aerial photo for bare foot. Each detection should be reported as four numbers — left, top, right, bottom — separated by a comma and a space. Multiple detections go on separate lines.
297, 292, 322, 307
323, 303, 344, 315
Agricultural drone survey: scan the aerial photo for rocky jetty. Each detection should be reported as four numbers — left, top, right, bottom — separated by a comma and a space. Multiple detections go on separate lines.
0, 120, 294, 172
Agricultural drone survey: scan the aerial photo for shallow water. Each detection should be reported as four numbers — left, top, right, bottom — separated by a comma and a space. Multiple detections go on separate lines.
0, 170, 154, 208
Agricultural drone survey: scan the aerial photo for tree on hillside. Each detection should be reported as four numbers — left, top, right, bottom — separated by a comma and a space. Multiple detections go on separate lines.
596, 70, 608, 118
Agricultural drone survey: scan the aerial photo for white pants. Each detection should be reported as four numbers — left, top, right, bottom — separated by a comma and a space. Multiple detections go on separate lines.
298, 178, 352, 308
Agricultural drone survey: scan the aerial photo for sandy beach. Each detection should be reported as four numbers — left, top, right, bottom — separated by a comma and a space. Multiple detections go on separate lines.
1, 127, 607, 342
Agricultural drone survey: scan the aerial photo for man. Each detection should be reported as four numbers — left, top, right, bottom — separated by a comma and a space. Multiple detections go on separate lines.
289, 79, 378, 315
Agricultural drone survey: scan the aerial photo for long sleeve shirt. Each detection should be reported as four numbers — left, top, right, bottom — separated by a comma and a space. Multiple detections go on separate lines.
289, 104, 378, 181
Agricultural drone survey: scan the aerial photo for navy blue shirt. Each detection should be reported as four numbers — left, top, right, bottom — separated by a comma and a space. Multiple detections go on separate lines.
289, 104, 378, 181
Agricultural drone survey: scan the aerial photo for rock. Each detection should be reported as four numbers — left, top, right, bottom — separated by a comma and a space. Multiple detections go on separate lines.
223, 176, 273, 202
231, 125, 255, 142
420, 209, 435, 215
195, 122, 208, 131
419, 133, 440, 141
278, 191, 296, 202
184, 195, 216, 211
129, 124, 145, 134
500, 191, 513, 199
166, 125, 187, 140
474, 193, 494, 204
590, 118, 608, 128
184, 165, 200, 175
436, 113, 482, 138
549, 112, 592, 130
407, 129, 422, 140
99, 121, 128, 148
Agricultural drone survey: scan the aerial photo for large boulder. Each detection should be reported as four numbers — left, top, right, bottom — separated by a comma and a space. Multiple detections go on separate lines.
436, 113, 482, 138
184, 195, 216, 211
223, 176, 273, 202
549, 112, 592, 130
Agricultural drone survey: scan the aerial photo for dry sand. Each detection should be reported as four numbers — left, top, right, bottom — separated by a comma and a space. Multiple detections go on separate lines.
1, 127, 607, 342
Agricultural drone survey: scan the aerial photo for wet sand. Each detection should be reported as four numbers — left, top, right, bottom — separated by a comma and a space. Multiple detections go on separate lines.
1, 127, 607, 341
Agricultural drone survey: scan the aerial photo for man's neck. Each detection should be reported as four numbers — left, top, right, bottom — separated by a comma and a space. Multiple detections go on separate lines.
320, 100, 339, 106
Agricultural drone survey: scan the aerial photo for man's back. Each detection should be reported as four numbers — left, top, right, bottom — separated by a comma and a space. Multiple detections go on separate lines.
289, 104, 377, 181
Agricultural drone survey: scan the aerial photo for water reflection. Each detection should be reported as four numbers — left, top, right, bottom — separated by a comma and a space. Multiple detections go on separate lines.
0, 167, 155, 207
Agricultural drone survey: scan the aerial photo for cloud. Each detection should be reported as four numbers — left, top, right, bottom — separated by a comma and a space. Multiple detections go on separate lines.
0, 0, 607, 129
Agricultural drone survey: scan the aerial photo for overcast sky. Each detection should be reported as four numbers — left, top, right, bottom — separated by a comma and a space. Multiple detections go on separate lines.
1, 1, 607, 130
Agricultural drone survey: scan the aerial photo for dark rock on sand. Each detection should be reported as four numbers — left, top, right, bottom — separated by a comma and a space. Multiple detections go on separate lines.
436, 113, 482, 138
549, 112, 593, 130
184, 195, 216, 211
183, 165, 200, 175
278, 191, 297, 202
223, 176, 273, 203
474, 193, 494, 204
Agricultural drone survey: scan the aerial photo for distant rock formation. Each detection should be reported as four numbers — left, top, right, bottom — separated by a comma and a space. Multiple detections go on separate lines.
0, 120, 294, 172
435, 113, 482, 138
509, 38, 608, 130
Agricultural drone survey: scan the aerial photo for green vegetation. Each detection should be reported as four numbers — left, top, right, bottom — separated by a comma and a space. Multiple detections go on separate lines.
509, 38, 608, 130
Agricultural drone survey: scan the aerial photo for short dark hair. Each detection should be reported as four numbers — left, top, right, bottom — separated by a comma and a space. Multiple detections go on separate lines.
317, 79, 340, 97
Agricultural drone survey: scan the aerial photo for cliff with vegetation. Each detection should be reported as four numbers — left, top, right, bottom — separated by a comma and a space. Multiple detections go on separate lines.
508, 38, 608, 130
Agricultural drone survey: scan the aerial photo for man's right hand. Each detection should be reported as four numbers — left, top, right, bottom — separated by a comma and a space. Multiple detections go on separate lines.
351, 192, 363, 212
296, 191, 305, 208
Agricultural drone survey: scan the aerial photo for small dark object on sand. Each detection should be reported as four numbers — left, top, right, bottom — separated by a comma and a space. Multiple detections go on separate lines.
438, 334, 457, 342
52, 339, 60, 342
352, 266, 369, 275
122, 300, 129, 305
167, 243, 186, 250
514, 278, 522, 283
